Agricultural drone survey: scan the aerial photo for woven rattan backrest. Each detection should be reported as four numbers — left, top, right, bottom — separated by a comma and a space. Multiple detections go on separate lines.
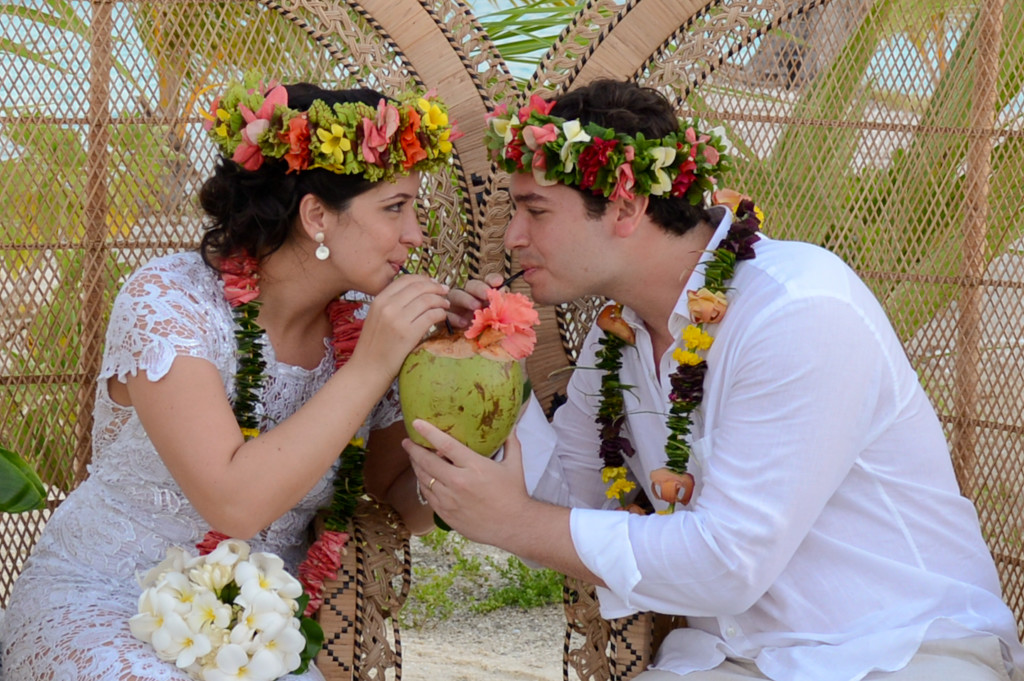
0, 0, 518, 606
484, 0, 1024, 643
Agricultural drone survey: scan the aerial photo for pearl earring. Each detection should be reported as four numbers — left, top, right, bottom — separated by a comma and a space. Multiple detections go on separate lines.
314, 232, 330, 261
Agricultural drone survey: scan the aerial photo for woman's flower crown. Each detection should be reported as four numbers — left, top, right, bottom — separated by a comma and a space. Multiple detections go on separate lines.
203, 74, 459, 180
485, 95, 732, 204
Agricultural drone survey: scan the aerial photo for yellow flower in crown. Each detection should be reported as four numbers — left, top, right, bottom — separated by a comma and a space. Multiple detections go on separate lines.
672, 348, 703, 366
682, 324, 713, 351
418, 98, 448, 129
316, 123, 353, 165
417, 97, 454, 157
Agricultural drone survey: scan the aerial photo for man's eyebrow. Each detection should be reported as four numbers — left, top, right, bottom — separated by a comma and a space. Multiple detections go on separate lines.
510, 191, 549, 205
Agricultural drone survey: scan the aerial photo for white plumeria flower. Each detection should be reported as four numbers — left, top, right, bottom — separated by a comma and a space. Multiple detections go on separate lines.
235, 553, 303, 603
235, 589, 293, 636
129, 588, 179, 644
139, 546, 191, 588
187, 588, 234, 633
190, 561, 235, 594
202, 643, 282, 681
150, 611, 212, 668
205, 538, 251, 567
253, 617, 305, 675
156, 571, 206, 615
559, 120, 591, 173
648, 146, 678, 196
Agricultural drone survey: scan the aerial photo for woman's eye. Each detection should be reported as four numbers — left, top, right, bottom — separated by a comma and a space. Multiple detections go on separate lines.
386, 201, 406, 213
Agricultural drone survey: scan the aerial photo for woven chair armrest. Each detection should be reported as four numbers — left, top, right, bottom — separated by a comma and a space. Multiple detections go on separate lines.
562, 575, 686, 681
313, 498, 411, 681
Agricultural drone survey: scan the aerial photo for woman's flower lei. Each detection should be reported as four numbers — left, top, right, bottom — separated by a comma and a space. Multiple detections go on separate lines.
595, 197, 762, 513
208, 254, 376, 669
203, 73, 459, 180
484, 95, 732, 205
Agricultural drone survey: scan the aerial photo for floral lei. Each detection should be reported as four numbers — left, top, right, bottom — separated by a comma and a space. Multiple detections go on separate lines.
203, 73, 459, 178
208, 252, 372, 658
484, 94, 731, 204
596, 196, 762, 512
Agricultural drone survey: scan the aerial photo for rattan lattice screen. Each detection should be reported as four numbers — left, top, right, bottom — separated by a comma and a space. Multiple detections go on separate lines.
2, 0, 1023, 653
491, 0, 1024, 644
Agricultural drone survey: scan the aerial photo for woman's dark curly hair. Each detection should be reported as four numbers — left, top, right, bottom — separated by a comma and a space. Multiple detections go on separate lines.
198, 84, 388, 270
548, 79, 711, 236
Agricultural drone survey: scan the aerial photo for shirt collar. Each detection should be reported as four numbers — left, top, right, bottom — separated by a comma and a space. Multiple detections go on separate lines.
669, 206, 733, 334
615, 207, 734, 341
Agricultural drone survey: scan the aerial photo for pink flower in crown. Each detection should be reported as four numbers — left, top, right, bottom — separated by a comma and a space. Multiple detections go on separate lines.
203, 96, 221, 132
485, 102, 508, 122
609, 146, 636, 201
220, 254, 261, 307
522, 123, 558, 150
232, 85, 288, 171
704, 145, 720, 165
684, 126, 710, 146
362, 99, 401, 166
518, 94, 555, 122
531, 148, 556, 186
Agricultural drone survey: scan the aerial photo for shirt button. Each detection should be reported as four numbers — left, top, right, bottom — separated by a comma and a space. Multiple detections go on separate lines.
726, 626, 737, 637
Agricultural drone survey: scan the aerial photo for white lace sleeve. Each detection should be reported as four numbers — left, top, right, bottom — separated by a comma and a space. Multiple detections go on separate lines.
101, 254, 232, 384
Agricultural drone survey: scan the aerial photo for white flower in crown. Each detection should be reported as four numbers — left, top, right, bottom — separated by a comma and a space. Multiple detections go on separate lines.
559, 119, 591, 173
709, 125, 735, 156
490, 115, 515, 147
649, 146, 678, 196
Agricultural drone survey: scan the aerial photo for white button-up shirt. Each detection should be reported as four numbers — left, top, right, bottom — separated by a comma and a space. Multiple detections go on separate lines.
519, 210, 1024, 680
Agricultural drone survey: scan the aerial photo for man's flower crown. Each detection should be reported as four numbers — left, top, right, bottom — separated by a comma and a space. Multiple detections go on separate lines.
203, 74, 458, 181
485, 95, 732, 204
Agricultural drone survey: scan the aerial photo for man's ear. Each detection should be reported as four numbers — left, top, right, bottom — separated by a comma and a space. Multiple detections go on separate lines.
297, 194, 328, 240
611, 194, 649, 238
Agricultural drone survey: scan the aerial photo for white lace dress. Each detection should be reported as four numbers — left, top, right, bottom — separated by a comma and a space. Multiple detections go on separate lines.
0, 251, 400, 680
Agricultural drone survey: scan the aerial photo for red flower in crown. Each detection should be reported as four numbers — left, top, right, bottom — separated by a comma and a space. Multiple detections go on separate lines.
518, 94, 555, 122
280, 115, 311, 173
400, 107, 426, 169
578, 137, 618, 191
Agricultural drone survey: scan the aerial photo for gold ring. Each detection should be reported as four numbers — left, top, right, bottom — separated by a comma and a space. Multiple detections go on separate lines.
428, 477, 436, 491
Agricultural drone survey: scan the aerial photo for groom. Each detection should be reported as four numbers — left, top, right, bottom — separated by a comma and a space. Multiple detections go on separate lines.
405, 79, 1024, 680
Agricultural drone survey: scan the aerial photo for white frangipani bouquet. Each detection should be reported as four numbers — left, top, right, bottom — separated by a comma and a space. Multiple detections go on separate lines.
129, 538, 320, 680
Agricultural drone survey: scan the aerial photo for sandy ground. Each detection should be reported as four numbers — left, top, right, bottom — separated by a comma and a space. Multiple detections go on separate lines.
400, 536, 566, 681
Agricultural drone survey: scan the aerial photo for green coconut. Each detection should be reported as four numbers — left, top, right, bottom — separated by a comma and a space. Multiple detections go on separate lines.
398, 332, 523, 456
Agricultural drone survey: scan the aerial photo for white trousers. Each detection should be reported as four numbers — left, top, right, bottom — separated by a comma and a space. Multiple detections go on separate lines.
634, 636, 1023, 681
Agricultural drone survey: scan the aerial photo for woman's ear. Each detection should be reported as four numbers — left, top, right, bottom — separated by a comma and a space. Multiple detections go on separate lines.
611, 194, 649, 238
297, 194, 329, 241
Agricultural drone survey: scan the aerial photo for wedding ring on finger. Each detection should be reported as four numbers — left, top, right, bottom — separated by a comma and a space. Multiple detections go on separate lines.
428, 477, 436, 491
